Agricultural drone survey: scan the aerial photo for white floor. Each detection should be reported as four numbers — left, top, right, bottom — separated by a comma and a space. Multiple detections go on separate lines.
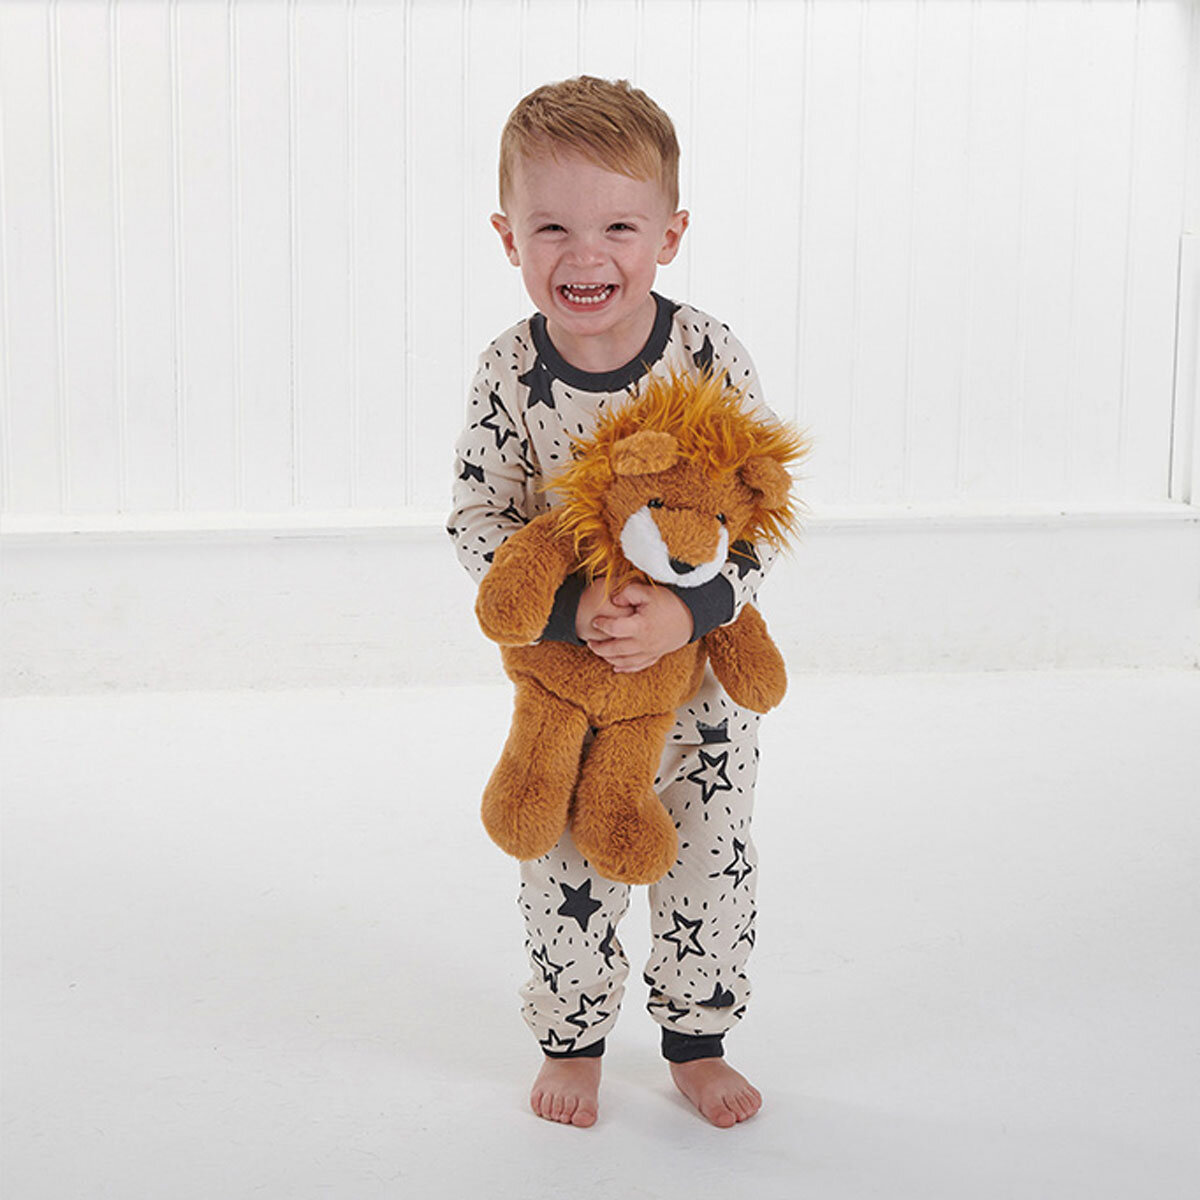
3, 671, 1199, 1200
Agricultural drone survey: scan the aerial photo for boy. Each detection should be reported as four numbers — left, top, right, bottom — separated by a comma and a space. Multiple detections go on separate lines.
448, 76, 780, 1129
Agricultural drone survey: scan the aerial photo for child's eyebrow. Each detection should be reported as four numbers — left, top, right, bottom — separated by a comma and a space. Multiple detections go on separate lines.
526, 209, 651, 223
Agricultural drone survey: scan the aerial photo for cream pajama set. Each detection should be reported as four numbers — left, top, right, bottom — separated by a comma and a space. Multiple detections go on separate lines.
448, 293, 779, 1063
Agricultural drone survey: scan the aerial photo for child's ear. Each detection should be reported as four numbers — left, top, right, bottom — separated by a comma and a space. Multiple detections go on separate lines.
491, 212, 521, 267
657, 209, 689, 266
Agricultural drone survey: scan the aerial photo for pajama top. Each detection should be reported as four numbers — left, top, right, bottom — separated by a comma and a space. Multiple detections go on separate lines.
447, 292, 780, 745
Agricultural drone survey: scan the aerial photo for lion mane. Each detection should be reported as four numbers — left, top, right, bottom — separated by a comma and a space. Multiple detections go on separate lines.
548, 368, 808, 592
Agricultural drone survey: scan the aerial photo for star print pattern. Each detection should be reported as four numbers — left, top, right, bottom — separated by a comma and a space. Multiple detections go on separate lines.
517, 735, 761, 1049
479, 389, 518, 450
565, 991, 609, 1031
662, 910, 707, 961
557, 880, 603, 932
686, 749, 734, 804
721, 839, 754, 888
598, 922, 620, 969
518, 358, 557, 410
531, 943, 567, 994
698, 981, 737, 1009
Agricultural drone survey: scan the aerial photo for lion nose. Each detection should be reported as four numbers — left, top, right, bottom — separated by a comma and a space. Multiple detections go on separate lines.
669, 557, 695, 575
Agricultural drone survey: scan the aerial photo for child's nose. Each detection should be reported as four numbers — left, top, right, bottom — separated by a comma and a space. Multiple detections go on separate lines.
565, 233, 605, 264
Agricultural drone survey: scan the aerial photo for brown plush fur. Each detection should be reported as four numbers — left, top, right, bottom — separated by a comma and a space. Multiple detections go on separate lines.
475, 370, 807, 884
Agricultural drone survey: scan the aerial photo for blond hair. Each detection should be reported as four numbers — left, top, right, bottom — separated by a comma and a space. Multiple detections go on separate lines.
498, 76, 680, 211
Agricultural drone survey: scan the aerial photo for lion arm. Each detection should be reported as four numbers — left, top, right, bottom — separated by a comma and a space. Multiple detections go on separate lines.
475, 512, 578, 646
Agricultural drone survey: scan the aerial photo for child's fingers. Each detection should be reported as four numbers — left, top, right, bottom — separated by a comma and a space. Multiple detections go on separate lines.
590, 615, 642, 640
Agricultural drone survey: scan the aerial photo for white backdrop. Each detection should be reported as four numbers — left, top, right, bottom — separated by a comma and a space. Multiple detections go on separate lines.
1, 0, 1198, 688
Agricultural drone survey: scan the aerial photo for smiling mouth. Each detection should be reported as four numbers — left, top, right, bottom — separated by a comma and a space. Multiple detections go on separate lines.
559, 283, 616, 306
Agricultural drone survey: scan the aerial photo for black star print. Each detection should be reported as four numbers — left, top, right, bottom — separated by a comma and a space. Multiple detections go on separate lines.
479, 389, 517, 450
539, 1028, 577, 1054
693, 335, 715, 374
458, 460, 485, 484
721, 838, 753, 888
531, 943, 566, 994
648, 995, 690, 1023
662, 910, 706, 961
557, 880, 603, 932
498, 499, 525, 525
729, 540, 761, 579
737, 913, 757, 949
697, 981, 737, 1009
565, 991, 607, 1031
696, 718, 730, 744
518, 358, 557, 410
686, 749, 734, 804
598, 922, 620, 969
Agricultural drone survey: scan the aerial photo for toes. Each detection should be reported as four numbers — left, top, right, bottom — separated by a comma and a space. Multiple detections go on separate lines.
709, 1100, 738, 1128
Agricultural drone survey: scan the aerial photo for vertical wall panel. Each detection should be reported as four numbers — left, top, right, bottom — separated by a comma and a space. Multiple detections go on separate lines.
292, 0, 353, 508
794, 0, 863, 507
0, 3, 62, 513
742, 0, 808, 424
959, 1, 1026, 504
56, 1, 120, 514
0, 0, 1195, 524
175, 0, 238, 511
852, 0, 920, 505
113, 0, 181, 513
1067, 1, 1139, 504
231, 0, 293, 510
906, 0, 972, 505
1122, 0, 1194, 501
1014, 1, 1081, 504
408, 0, 467, 509
350, 1, 408, 510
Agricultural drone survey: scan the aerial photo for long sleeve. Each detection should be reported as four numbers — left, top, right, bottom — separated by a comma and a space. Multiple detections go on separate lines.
447, 352, 539, 583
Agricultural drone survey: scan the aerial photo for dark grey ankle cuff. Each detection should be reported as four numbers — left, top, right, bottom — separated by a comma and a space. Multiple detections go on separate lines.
661, 1029, 725, 1063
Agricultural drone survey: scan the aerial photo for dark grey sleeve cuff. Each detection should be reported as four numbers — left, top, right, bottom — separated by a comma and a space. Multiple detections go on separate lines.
539, 573, 588, 645
672, 575, 736, 642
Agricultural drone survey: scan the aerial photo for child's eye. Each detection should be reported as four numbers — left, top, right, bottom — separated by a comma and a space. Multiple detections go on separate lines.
537, 223, 565, 234
608, 222, 636, 233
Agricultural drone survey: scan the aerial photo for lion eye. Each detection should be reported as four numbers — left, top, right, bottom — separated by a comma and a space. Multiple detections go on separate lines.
716, 513, 727, 524
647, 498, 664, 509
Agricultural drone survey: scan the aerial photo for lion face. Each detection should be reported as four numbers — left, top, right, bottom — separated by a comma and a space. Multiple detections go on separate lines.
600, 429, 790, 589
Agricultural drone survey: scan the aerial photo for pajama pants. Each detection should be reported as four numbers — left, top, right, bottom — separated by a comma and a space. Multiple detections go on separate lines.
517, 732, 759, 1062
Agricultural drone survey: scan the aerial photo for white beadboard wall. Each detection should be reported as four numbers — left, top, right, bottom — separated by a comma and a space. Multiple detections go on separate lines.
2, 0, 1199, 690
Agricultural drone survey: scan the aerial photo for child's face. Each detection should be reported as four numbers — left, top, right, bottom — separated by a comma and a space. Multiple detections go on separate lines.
491, 152, 688, 370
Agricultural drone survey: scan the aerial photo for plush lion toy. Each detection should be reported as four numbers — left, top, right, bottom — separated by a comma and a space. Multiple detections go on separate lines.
475, 369, 806, 885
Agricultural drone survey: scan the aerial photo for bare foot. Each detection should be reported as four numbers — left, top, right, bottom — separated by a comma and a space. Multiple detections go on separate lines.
530, 1056, 601, 1127
670, 1057, 762, 1128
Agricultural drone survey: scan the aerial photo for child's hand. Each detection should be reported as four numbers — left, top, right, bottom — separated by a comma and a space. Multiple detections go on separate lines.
578, 580, 694, 673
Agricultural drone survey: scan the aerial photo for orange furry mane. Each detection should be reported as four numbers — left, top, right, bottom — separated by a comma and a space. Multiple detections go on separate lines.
548, 368, 808, 588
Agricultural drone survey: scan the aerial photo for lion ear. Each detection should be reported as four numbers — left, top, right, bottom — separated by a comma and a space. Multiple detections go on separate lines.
611, 430, 679, 477
739, 455, 791, 510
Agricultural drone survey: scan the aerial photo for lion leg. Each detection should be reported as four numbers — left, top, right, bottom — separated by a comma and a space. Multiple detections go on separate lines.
482, 675, 590, 861
703, 604, 787, 713
571, 711, 678, 886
